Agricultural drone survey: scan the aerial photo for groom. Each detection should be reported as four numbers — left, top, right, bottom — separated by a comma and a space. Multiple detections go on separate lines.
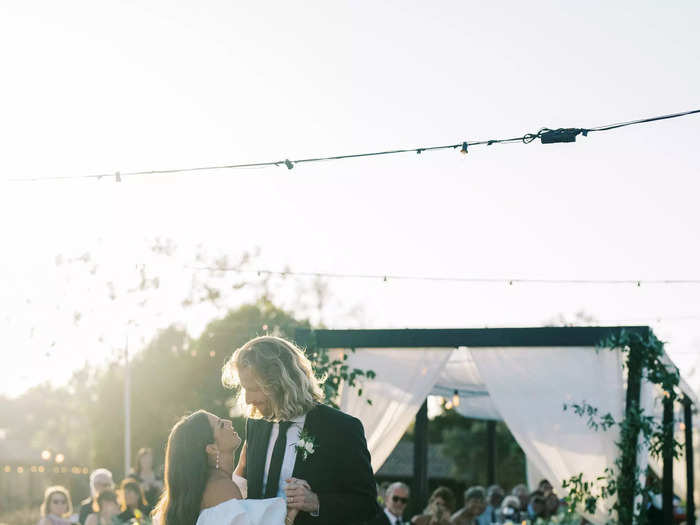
222, 335, 379, 525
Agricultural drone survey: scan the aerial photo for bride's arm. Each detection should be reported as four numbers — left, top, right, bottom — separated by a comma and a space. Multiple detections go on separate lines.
234, 441, 247, 477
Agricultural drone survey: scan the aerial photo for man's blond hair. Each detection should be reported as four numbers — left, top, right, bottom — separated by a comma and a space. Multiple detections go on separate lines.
222, 335, 324, 421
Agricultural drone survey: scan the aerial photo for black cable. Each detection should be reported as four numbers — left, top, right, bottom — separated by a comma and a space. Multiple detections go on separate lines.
8, 108, 699, 182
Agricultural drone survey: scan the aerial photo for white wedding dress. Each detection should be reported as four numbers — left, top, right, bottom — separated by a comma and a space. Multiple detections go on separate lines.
195, 498, 287, 525
195, 474, 287, 525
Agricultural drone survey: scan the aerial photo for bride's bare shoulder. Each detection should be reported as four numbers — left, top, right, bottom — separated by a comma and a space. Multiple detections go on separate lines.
201, 476, 242, 510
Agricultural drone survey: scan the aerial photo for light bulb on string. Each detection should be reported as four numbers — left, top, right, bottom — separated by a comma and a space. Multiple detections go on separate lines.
452, 391, 461, 408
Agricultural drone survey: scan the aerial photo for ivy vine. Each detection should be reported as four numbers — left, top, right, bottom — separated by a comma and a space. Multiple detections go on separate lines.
561, 329, 682, 525
305, 343, 376, 408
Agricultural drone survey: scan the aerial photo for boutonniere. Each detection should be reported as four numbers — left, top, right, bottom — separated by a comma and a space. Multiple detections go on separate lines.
294, 429, 317, 461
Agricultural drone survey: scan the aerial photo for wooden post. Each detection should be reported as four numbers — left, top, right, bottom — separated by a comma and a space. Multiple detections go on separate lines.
663, 396, 674, 525
414, 400, 429, 510
685, 397, 696, 525
619, 345, 643, 525
487, 420, 496, 485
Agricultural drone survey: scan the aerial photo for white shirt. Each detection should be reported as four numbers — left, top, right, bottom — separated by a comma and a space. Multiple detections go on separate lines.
261, 415, 306, 498
384, 507, 404, 525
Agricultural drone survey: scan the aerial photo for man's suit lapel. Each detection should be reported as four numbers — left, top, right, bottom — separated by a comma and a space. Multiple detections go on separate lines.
292, 404, 320, 479
248, 418, 272, 499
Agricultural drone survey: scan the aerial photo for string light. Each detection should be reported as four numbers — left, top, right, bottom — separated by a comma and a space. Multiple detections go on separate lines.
9, 108, 699, 183
55, 453, 65, 464
452, 390, 461, 408
188, 266, 700, 287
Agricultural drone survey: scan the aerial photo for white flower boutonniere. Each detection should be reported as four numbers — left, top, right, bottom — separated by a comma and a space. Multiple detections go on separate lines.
294, 430, 317, 461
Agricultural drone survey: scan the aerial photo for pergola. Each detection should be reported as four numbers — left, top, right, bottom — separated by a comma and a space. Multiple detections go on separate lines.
296, 326, 697, 525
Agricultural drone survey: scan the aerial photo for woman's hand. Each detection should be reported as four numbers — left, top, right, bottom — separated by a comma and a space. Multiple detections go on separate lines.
285, 508, 299, 525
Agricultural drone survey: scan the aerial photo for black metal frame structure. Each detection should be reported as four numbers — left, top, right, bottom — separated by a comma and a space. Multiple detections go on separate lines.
295, 326, 695, 524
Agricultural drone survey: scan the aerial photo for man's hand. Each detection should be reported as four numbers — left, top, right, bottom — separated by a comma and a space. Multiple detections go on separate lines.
285, 477, 320, 514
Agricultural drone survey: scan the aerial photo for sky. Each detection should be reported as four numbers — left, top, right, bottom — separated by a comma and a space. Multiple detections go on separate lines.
0, 1, 699, 398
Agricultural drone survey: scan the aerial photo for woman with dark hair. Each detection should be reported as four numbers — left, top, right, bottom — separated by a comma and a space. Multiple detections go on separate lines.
411, 486, 456, 525
84, 490, 120, 525
152, 409, 293, 525
117, 478, 149, 522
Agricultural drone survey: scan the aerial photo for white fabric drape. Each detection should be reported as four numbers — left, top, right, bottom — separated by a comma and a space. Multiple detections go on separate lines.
470, 346, 625, 524
339, 347, 454, 471
431, 349, 501, 420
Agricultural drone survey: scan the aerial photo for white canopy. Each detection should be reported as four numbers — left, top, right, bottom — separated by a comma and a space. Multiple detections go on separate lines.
337, 343, 698, 525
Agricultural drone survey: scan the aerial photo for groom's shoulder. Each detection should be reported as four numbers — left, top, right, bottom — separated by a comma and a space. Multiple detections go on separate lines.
313, 403, 362, 429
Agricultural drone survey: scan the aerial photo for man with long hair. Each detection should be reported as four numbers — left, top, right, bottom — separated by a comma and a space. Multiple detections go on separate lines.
222, 335, 379, 525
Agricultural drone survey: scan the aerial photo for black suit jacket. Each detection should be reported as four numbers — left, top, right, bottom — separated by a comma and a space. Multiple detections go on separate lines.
367, 509, 392, 525
245, 403, 379, 525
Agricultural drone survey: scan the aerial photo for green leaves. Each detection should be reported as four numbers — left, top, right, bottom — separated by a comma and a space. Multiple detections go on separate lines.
565, 331, 683, 524
308, 346, 376, 408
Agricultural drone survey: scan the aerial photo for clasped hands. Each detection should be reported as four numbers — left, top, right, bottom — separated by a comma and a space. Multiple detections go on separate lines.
285, 477, 319, 514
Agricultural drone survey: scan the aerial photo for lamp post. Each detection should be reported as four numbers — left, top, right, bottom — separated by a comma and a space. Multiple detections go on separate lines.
124, 331, 131, 478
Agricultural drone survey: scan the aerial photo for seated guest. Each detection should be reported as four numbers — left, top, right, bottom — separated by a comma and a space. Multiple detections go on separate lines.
544, 490, 560, 518
450, 486, 486, 525
38, 486, 73, 525
477, 485, 504, 525
117, 478, 149, 522
527, 490, 547, 521
498, 495, 522, 523
79, 469, 114, 525
412, 486, 456, 525
84, 490, 120, 525
369, 482, 410, 525
511, 484, 529, 512
128, 447, 163, 512
538, 479, 553, 496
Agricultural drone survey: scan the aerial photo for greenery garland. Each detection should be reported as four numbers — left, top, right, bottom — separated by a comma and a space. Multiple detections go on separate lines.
561, 329, 682, 525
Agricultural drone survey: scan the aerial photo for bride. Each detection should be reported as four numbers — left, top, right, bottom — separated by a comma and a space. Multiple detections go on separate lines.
153, 410, 297, 525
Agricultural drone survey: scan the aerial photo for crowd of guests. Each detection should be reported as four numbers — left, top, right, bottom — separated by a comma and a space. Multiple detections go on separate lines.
36, 448, 163, 525
373, 479, 564, 525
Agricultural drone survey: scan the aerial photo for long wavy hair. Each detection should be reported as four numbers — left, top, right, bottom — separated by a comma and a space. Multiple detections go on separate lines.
152, 411, 214, 525
222, 336, 323, 421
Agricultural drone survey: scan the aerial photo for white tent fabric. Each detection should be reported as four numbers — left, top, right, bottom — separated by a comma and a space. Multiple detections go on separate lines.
336, 343, 696, 524
431, 348, 501, 420
470, 347, 625, 523
339, 347, 454, 471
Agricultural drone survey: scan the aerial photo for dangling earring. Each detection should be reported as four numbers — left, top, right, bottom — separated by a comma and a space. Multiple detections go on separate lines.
216, 451, 220, 470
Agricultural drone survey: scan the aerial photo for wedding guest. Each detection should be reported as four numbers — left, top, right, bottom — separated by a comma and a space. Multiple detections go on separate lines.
38, 486, 73, 525
378, 481, 391, 506
476, 485, 504, 525
84, 490, 120, 525
498, 495, 522, 523
411, 486, 456, 525
526, 490, 546, 521
369, 482, 410, 525
117, 478, 149, 522
544, 490, 560, 518
78, 469, 114, 525
538, 479, 553, 496
510, 484, 529, 512
129, 447, 163, 511
450, 486, 486, 525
